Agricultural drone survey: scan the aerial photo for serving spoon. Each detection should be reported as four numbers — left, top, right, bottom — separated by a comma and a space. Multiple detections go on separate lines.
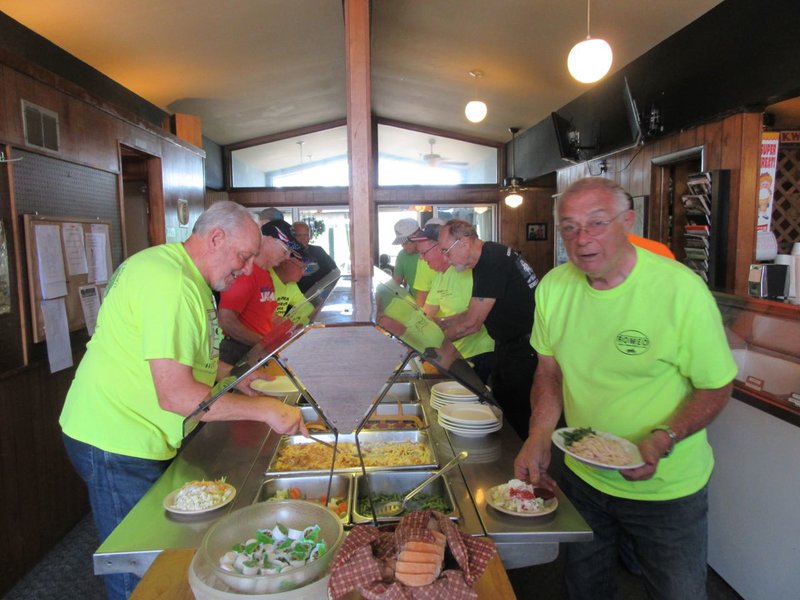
374, 450, 468, 517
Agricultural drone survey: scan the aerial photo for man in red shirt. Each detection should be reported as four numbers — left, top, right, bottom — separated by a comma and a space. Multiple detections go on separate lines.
218, 225, 295, 364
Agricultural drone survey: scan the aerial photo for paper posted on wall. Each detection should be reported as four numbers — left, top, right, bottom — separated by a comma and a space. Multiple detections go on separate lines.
40, 297, 73, 373
78, 285, 101, 336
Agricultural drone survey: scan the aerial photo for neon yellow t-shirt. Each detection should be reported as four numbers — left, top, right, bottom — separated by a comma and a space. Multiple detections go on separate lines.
60, 243, 219, 460
413, 259, 437, 295
531, 247, 737, 500
270, 269, 313, 323
426, 267, 494, 359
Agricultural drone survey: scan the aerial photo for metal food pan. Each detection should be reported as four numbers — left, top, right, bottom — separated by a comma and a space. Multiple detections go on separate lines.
266, 430, 437, 476
301, 404, 428, 431
379, 382, 417, 403
254, 474, 352, 523
352, 470, 460, 524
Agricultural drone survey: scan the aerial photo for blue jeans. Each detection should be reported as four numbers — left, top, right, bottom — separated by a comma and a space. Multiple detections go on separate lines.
63, 434, 171, 600
562, 468, 709, 600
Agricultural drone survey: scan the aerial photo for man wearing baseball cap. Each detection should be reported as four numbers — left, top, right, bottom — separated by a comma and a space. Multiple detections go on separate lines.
392, 218, 422, 299
407, 218, 443, 305
217, 222, 298, 364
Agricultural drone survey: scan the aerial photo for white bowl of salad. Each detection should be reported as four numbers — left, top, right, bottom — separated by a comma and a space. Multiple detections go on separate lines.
199, 500, 344, 594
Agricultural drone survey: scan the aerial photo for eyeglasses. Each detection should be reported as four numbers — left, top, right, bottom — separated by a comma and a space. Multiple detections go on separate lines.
441, 238, 461, 255
558, 210, 628, 240
420, 243, 439, 258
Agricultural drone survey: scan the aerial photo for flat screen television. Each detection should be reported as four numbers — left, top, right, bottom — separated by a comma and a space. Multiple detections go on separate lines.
623, 76, 643, 147
551, 111, 581, 164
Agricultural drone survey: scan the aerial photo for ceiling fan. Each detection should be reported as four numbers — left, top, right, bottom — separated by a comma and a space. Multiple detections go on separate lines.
421, 138, 467, 167
500, 127, 528, 207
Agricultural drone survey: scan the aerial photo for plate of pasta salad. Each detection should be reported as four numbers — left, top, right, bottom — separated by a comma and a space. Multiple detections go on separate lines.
552, 427, 644, 470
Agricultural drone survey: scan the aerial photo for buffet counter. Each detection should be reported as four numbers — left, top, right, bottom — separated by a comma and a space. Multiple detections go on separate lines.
94, 379, 591, 581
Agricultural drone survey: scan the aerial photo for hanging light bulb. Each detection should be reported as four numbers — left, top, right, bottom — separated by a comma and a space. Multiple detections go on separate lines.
568, 0, 612, 84
504, 193, 523, 208
464, 70, 487, 123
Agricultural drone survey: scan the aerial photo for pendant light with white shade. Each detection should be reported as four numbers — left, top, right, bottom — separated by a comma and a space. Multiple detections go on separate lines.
502, 127, 526, 208
568, 0, 613, 84
464, 70, 488, 123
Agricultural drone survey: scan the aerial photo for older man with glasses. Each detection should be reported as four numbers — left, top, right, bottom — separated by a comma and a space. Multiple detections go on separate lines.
436, 218, 539, 438
514, 177, 736, 600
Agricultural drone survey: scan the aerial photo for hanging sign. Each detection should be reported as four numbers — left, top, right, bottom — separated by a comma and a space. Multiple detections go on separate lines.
757, 132, 779, 232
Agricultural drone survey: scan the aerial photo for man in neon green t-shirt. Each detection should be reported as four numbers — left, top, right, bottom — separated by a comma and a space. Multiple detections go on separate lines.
408, 223, 494, 383
59, 202, 308, 600
514, 177, 736, 600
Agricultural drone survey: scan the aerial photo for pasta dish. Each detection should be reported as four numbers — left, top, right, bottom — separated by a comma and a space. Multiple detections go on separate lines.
568, 434, 631, 466
273, 441, 433, 471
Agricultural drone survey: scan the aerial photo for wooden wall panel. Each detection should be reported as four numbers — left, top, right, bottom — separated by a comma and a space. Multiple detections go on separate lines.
500, 187, 555, 279
0, 360, 87, 597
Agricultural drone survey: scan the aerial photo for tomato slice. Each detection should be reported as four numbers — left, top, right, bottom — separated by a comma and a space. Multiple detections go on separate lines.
509, 488, 535, 500
289, 487, 303, 500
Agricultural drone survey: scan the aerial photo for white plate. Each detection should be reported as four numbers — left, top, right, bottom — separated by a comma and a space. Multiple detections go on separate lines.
438, 415, 499, 430
250, 376, 297, 395
430, 397, 479, 410
431, 381, 478, 399
485, 484, 558, 517
439, 421, 502, 437
552, 427, 645, 470
163, 483, 236, 515
439, 403, 499, 425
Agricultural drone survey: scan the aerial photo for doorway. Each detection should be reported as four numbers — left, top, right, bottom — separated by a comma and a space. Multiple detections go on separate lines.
119, 145, 164, 257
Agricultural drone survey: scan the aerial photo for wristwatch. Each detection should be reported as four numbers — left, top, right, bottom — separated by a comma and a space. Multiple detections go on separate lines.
650, 425, 678, 457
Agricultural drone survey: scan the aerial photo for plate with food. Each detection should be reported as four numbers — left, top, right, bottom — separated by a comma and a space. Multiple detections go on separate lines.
164, 479, 236, 515
552, 427, 644, 470
486, 479, 558, 517
250, 376, 297, 396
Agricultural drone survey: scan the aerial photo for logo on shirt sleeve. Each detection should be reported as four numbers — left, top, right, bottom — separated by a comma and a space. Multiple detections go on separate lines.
615, 330, 650, 355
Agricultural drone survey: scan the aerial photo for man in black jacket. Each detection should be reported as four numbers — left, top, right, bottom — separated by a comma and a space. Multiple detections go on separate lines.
437, 219, 538, 438
292, 220, 338, 293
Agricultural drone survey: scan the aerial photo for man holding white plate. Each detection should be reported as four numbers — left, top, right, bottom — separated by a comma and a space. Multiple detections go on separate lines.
514, 177, 736, 600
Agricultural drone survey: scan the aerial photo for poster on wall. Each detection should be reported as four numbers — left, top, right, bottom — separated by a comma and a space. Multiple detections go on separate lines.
757, 132, 779, 232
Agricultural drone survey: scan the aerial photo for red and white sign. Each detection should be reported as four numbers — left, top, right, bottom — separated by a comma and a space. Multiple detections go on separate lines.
757, 132, 779, 232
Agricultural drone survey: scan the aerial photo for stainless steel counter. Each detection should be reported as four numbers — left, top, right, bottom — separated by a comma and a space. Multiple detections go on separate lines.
94, 380, 591, 578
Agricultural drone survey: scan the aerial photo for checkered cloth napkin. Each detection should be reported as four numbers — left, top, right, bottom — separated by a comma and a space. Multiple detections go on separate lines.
328, 510, 497, 600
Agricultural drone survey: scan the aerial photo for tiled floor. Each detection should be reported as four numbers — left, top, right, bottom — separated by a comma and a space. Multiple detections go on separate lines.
6, 513, 743, 600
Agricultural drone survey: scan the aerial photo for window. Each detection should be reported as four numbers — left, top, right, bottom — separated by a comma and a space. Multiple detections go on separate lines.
377, 124, 498, 186
231, 126, 348, 188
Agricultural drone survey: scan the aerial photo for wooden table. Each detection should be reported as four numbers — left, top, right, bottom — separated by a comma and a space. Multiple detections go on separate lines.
130, 543, 517, 599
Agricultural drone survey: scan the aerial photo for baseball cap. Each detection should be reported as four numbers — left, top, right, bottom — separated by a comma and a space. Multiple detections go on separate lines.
408, 218, 445, 242
258, 207, 284, 222
392, 218, 421, 244
261, 220, 305, 260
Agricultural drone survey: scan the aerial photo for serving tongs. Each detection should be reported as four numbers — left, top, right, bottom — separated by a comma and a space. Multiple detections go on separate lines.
373, 450, 468, 517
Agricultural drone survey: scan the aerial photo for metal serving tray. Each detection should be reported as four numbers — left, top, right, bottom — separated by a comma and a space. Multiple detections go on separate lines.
254, 474, 352, 523
266, 430, 437, 476
295, 381, 417, 407
352, 470, 460, 524
300, 403, 428, 431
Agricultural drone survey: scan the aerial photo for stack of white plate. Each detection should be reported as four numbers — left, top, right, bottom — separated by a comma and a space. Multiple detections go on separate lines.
429, 380, 479, 410
437, 403, 502, 438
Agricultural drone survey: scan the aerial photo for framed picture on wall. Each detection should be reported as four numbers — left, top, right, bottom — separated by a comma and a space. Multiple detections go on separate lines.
631, 195, 649, 237
526, 222, 548, 241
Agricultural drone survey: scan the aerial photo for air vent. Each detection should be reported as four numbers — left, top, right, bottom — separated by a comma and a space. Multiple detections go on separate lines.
21, 100, 60, 152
